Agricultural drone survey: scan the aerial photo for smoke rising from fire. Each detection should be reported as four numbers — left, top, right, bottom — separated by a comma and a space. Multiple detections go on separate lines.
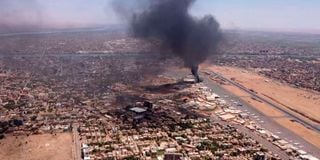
114, 0, 222, 68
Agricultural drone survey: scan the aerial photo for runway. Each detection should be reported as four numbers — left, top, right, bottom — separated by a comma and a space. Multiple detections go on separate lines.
199, 70, 320, 157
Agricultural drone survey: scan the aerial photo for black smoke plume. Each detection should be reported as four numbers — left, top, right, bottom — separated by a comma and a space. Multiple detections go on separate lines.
113, 0, 222, 82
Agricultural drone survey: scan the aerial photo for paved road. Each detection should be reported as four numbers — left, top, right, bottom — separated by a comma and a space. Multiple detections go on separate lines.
208, 71, 320, 132
210, 116, 290, 160
200, 71, 320, 158
72, 123, 81, 160
2, 53, 318, 157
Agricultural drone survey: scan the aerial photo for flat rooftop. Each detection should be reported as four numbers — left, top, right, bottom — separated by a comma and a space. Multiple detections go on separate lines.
130, 107, 147, 113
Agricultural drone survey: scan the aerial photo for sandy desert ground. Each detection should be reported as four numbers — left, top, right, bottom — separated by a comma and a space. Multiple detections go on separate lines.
204, 65, 320, 148
0, 133, 73, 160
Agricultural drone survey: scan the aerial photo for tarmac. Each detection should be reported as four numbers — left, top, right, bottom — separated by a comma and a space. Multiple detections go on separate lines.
199, 71, 320, 157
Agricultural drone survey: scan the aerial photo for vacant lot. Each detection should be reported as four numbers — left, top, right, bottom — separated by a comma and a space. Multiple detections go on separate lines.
0, 133, 73, 160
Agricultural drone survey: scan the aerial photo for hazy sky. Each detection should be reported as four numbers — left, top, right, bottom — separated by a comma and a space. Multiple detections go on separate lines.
0, 0, 319, 32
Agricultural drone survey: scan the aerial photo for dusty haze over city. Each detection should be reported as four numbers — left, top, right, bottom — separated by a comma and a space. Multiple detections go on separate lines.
0, 0, 319, 160
0, 0, 320, 33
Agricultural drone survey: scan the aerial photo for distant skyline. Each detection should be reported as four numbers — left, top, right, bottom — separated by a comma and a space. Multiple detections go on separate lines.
0, 0, 319, 33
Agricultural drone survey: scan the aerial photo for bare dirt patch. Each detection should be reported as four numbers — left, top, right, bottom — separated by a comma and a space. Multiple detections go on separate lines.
204, 64, 320, 148
0, 133, 73, 160
205, 65, 320, 123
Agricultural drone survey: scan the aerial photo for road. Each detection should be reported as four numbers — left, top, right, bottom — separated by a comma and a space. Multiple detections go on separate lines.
72, 123, 81, 160
2, 52, 319, 158
208, 71, 320, 132
210, 116, 290, 160
199, 71, 320, 158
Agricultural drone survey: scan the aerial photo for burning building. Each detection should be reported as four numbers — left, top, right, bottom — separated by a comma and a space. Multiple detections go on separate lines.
114, 0, 222, 82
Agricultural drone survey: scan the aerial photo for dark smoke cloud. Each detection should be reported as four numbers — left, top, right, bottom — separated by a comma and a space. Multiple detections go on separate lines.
114, 0, 222, 68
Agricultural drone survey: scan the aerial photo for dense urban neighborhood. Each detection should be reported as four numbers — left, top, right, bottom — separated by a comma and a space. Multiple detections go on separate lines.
0, 30, 319, 160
